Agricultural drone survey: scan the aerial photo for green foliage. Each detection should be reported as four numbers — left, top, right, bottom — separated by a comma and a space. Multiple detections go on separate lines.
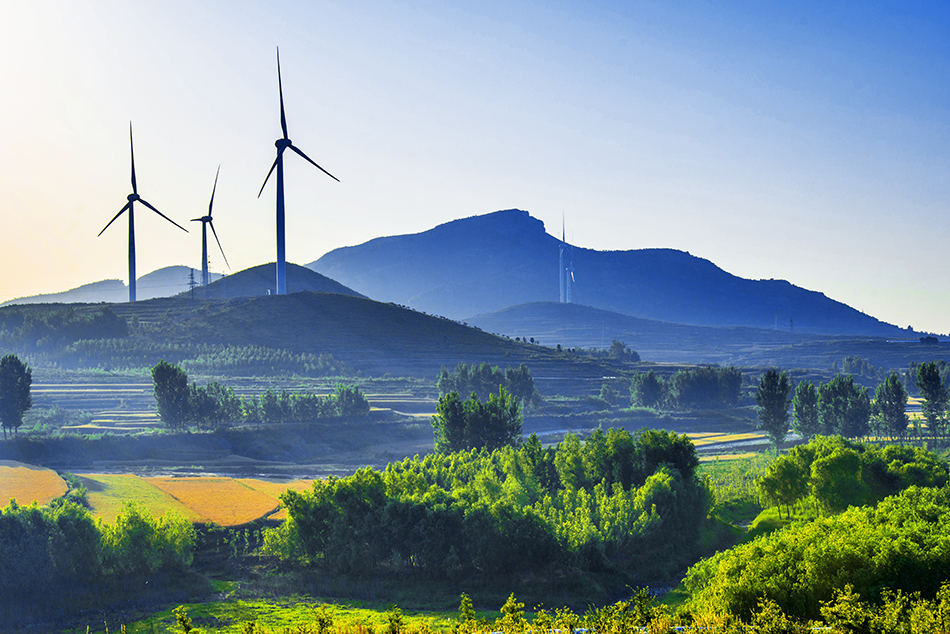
791, 380, 820, 441
917, 361, 948, 438
818, 374, 871, 438
100, 501, 196, 577
0, 306, 127, 351
668, 366, 742, 409
437, 362, 540, 405
431, 387, 523, 453
756, 369, 791, 452
273, 428, 709, 581
0, 353, 31, 437
152, 361, 369, 428
630, 370, 665, 409
152, 360, 192, 428
754, 436, 948, 518
686, 485, 950, 623
874, 372, 909, 440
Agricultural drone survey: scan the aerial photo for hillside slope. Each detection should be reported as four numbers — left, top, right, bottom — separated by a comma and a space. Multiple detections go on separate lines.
181, 262, 365, 300
310, 209, 904, 337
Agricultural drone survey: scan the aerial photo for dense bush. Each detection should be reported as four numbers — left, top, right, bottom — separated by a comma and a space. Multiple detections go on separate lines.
755, 435, 948, 517
266, 428, 710, 581
431, 387, 523, 453
686, 485, 950, 622
0, 499, 194, 611
0, 307, 128, 350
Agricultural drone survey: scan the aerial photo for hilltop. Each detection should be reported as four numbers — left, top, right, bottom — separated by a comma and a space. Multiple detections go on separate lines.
0, 266, 222, 306
310, 209, 907, 337
177, 262, 364, 300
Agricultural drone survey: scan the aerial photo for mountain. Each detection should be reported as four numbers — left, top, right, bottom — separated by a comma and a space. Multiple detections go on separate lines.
0, 266, 222, 306
310, 209, 906, 337
181, 263, 364, 300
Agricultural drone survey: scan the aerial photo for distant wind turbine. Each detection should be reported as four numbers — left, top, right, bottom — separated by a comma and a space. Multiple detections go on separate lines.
559, 216, 566, 303
566, 244, 575, 304
258, 47, 339, 295
98, 122, 187, 302
191, 165, 230, 287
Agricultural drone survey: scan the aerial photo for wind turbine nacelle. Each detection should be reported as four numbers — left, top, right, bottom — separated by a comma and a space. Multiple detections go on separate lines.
127, 193, 140, 202
276, 138, 291, 149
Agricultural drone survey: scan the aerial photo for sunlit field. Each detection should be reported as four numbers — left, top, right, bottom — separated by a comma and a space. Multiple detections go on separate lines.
0, 460, 67, 506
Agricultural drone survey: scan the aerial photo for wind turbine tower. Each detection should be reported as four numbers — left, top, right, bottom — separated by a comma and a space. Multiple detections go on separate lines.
191, 166, 230, 287
98, 123, 188, 302
559, 218, 566, 303
566, 245, 574, 304
259, 47, 339, 295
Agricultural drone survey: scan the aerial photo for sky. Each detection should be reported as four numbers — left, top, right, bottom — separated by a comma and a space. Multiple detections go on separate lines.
1, 1, 948, 332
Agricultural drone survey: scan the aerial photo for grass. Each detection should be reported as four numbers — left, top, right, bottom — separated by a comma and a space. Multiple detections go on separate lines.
146, 476, 281, 526
78, 473, 202, 524
0, 459, 67, 507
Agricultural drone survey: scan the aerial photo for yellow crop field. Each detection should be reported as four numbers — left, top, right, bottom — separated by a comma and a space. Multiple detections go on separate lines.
147, 477, 280, 526
77, 474, 203, 524
0, 460, 67, 507
691, 432, 766, 446
238, 478, 314, 520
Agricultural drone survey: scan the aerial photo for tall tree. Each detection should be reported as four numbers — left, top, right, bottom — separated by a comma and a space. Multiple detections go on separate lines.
431, 387, 523, 453
756, 369, 792, 453
151, 361, 192, 429
792, 380, 820, 441
874, 372, 909, 441
0, 354, 32, 438
916, 361, 948, 439
630, 370, 666, 409
818, 375, 871, 439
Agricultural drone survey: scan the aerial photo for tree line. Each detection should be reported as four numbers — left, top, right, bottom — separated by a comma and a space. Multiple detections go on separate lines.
629, 366, 743, 410
0, 498, 194, 622
0, 307, 128, 351
151, 361, 369, 429
754, 361, 950, 450
263, 428, 710, 582
437, 362, 540, 405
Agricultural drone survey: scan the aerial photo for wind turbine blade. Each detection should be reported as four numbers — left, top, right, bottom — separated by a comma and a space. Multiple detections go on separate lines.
139, 198, 188, 232
258, 154, 280, 197
209, 221, 230, 270
208, 165, 220, 216
289, 144, 340, 182
129, 122, 137, 195
98, 203, 131, 236
277, 47, 288, 140
191, 217, 203, 222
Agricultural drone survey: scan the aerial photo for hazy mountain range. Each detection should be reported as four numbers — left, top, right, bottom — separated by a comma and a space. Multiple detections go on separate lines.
310, 209, 907, 337
4, 209, 912, 338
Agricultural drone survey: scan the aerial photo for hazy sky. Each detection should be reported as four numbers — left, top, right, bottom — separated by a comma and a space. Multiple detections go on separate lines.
2, 1, 948, 332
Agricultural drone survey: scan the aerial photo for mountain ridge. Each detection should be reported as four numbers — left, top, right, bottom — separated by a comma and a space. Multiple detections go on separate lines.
310, 209, 906, 337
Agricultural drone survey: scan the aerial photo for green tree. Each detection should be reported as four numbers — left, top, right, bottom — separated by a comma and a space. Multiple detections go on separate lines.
151, 361, 192, 429
792, 380, 820, 441
818, 375, 871, 439
916, 361, 948, 439
874, 372, 909, 441
756, 455, 808, 519
756, 369, 791, 453
0, 354, 32, 438
630, 370, 665, 409
431, 387, 523, 453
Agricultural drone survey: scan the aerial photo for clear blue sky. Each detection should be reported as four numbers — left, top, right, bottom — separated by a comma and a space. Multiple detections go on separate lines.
1, 1, 948, 332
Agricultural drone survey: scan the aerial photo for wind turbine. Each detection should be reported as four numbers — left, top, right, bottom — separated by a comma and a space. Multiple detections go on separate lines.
191, 166, 230, 287
98, 123, 187, 302
259, 47, 339, 295
559, 217, 566, 303
566, 244, 575, 304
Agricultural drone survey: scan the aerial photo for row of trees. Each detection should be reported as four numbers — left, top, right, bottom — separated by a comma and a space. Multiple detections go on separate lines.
436, 362, 540, 405
630, 366, 743, 410
755, 361, 950, 449
264, 428, 710, 580
151, 361, 369, 429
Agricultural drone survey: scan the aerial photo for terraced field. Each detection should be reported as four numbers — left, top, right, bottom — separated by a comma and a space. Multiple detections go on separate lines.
0, 460, 67, 506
